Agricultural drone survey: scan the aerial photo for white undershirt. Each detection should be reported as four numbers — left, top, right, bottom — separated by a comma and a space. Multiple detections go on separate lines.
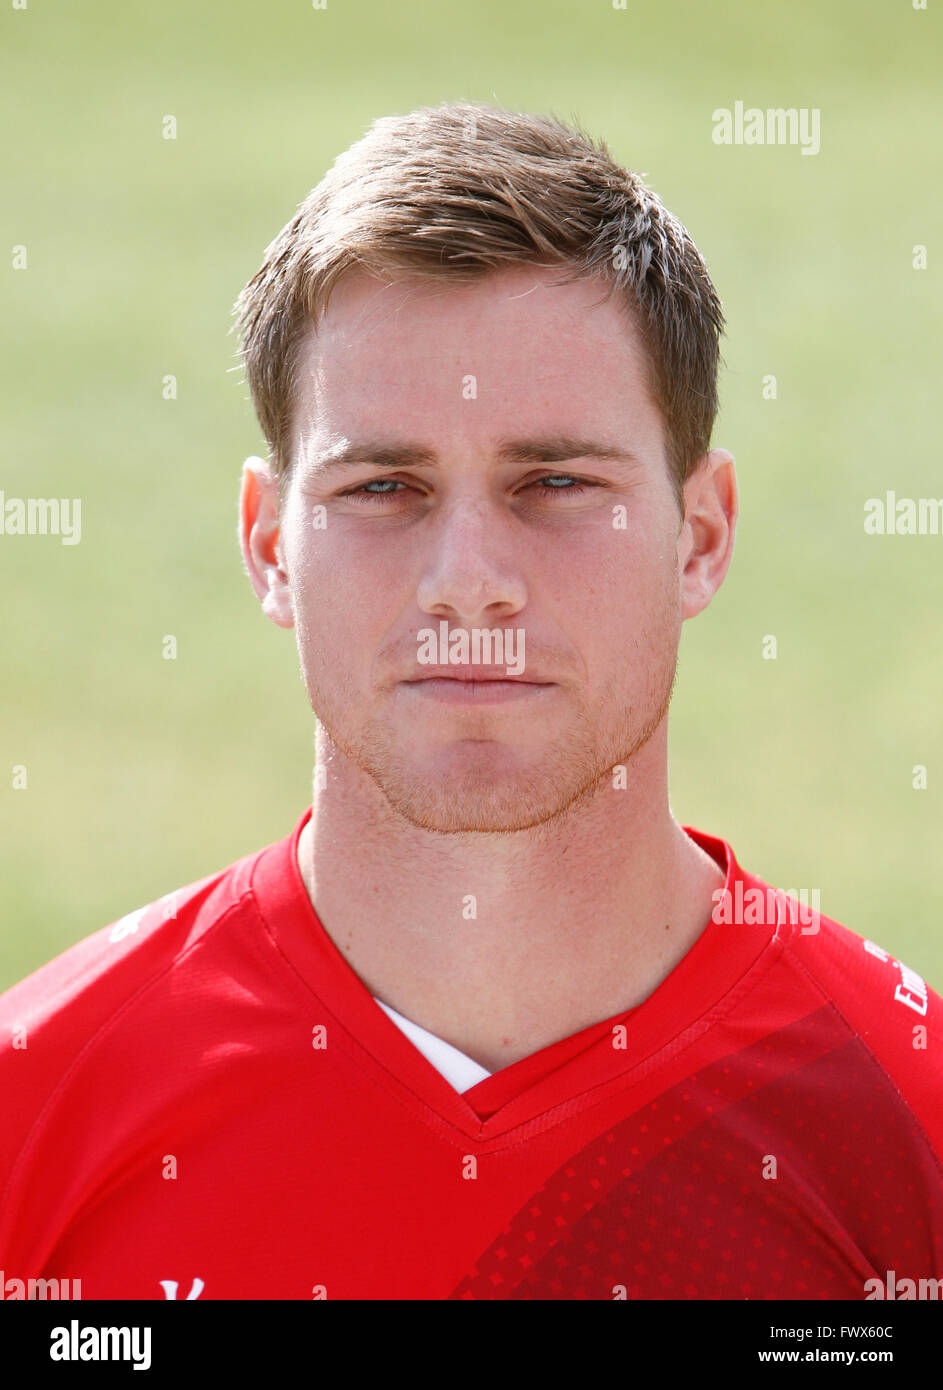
373, 997, 492, 1094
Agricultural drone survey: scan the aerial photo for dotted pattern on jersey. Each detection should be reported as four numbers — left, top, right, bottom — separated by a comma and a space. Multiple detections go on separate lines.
450, 1004, 943, 1299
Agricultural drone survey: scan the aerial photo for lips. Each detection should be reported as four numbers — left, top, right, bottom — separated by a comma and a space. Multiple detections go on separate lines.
398, 675, 556, 704
402, 669, 547, 684
406, 672, 547, 683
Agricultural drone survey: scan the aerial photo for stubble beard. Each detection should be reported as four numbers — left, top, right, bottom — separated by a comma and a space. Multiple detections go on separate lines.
307, 643, 680, 837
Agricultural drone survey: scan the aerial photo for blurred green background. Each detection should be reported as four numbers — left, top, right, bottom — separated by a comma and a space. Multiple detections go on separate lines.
2, 0, 940, 992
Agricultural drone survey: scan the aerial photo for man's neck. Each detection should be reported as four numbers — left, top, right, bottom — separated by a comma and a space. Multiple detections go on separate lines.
296, 728, 726, 1075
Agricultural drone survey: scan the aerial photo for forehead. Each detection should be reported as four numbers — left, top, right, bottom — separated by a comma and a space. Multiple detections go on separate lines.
292, 265, 663, 459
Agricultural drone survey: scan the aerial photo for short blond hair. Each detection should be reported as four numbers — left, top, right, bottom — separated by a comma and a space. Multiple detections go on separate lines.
232, 101, 725, 512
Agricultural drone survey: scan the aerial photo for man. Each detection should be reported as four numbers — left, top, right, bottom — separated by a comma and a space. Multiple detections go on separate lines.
1, 102, 941, 1301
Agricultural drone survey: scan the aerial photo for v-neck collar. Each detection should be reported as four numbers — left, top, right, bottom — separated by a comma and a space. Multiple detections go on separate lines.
250, 808, 784, 1142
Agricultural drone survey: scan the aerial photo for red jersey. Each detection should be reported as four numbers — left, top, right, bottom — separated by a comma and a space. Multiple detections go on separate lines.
1, 808, 941, 1300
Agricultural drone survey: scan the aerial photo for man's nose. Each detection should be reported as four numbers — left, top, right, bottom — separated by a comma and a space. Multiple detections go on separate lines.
415, 498, 528, 623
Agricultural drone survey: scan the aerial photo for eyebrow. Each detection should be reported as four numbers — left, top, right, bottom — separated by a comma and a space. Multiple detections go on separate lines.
308, 434, 645, 473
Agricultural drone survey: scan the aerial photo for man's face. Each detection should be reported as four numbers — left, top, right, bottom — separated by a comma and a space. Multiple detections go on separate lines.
269, 265, 701, 833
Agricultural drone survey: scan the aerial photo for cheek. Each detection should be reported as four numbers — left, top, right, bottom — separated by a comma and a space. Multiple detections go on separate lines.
609, 551, 681, 670
287, 533, 405, 670
546, 525, 675, 618
299, 517, 413, 592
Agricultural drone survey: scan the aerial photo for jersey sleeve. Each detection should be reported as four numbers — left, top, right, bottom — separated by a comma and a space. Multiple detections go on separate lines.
786, 914, 943, 1165
0, 873, 224, 1270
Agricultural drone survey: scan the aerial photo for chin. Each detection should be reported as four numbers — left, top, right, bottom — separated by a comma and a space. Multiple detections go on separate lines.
313, 679, 674, 834
379, 783, 579, 835
371, 750, 609, 835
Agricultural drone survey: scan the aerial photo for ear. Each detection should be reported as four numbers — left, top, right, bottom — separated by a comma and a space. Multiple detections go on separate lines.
238, 456, 295, 629
676, 449, 738, 621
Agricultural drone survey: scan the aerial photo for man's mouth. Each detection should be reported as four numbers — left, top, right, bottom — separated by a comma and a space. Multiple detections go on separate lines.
399, 674, 556, 704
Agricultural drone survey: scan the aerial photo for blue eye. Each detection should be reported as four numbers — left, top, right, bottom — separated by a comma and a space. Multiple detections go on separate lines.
339, 474, 597, 504
342, 479, 410, 503
535, 475, 588, 492
362, 479, 402, 494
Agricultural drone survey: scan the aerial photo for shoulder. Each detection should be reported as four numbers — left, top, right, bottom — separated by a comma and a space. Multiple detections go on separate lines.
785, 902, 938, 1038
0, 850, 258, 1042
701, 828, 943, 1162
776, 894, 943, 1157
0, 842, 269, 1181
0, 835, 295, 1270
